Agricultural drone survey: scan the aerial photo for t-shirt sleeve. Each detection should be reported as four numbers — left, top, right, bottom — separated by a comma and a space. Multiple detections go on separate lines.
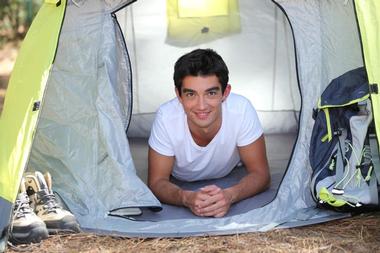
237, 100, 263, 147
148, 110, 175, 156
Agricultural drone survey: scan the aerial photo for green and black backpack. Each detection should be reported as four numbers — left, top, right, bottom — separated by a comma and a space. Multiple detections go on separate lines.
310, 67, 380, 211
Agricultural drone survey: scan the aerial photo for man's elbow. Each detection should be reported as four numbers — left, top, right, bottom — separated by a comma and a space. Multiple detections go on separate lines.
148, 179, 159, 194
258, 169, 271, 192
263, 172, 271, 190
147, 174, 159, 191
148, 177, 167, 196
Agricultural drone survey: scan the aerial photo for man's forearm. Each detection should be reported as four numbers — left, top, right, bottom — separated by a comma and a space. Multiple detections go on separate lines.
225, 170, 271, 204
150, 179, 187, 206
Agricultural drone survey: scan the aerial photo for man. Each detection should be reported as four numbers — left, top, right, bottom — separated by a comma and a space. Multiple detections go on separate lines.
148, 49, 270, 218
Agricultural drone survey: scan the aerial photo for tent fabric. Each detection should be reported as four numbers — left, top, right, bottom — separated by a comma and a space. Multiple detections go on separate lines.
166, 0, 241, 47
354, 0, 380, 147
28, 0, 161, 225
0, 0, 66, 245
25, 0, 360, 236
1, 0, 378, 239
68, 0, 358, 235
0, 0, 66, 204
109, 0, 359, 235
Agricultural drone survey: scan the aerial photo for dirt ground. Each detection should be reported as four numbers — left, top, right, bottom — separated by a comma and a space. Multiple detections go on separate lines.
2, 43, 380, 253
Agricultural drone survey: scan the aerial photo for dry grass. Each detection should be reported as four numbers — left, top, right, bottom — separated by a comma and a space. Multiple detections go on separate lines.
6, 212, 380, 253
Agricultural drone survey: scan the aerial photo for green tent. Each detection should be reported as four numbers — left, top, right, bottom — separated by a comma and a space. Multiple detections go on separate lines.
0, 1, 66, 250
0, 0, 379, 250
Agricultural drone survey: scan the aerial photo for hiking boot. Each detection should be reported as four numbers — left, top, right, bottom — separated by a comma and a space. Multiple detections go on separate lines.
24, 171, 81, 234
8, 178, 48, 245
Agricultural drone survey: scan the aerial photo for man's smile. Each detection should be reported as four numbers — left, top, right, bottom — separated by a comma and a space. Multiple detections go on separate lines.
194, 111, 211, 120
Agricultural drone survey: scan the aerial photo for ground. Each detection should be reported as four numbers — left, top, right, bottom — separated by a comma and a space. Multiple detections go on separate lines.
6, 213, 380, 253
2, 43, 380, 253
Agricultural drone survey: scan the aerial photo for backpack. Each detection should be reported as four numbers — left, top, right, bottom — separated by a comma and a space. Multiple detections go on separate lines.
309, 67, 380, 211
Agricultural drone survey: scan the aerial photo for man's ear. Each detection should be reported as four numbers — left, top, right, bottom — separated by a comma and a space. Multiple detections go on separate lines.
222, 84, 232, 101
175, 87, 182, 102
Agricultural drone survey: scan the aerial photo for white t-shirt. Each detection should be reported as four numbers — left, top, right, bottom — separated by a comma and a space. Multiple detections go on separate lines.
148, 93, 263, 182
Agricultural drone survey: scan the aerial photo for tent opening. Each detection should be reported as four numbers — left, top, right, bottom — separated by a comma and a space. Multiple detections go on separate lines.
119, 0, 300, 220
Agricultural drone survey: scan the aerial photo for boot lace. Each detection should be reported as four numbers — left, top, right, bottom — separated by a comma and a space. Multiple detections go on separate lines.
37, 189, 61, 214
13, 192, 33, 219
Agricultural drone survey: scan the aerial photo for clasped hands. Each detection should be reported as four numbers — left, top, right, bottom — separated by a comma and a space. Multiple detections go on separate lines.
183, 185, 233, 218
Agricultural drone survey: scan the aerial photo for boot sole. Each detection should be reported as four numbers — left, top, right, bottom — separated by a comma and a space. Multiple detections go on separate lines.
9, 225, 49, 245
45, 220, 81, 234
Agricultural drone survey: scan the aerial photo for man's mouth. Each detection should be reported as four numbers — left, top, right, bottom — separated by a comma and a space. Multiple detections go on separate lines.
194, 111, 210, 120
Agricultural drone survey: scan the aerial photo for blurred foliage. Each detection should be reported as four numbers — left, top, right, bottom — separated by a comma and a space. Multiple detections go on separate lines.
0, 0, 42, 46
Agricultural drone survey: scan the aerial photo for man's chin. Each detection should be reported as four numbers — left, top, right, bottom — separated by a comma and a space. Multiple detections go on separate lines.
196, 121, 214, 129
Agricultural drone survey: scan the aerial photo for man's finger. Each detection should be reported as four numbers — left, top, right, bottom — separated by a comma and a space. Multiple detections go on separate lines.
192, 191, 216, 209
200, 185, 221, 194
199, 196, 227, 213
201, 205, 228, 217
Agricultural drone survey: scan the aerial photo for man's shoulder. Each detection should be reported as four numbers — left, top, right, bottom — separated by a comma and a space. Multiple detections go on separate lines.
225, 93, 253, 112
227, 93, 250, 103
157, 97, 184, 119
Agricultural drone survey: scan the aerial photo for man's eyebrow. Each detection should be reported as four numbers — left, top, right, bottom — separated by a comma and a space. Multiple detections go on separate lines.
182, 88, 195, 93
182, 86, 220, 93
205, 86, 221, 92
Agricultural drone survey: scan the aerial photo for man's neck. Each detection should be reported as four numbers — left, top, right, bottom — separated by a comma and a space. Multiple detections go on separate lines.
188, 119, 222, 147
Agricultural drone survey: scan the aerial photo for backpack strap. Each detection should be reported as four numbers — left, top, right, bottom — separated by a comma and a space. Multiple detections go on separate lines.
333, 129, 347, 193
322, 108, 333, 142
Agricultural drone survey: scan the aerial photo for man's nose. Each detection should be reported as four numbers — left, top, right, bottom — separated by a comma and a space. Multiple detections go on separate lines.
196, 96, 207, 110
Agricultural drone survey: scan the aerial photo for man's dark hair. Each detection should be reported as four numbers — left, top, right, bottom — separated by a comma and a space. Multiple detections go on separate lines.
173, 48, 229, 95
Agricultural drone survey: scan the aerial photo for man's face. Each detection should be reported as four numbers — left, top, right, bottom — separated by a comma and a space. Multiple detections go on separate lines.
176, 75, 231, 133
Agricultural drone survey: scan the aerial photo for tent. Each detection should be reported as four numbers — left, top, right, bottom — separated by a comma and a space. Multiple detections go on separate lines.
0, 0, 379, 246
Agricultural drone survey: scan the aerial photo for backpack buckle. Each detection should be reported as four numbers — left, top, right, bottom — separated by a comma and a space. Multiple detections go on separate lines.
369, 83, 378, 94
333, 129, 343, 136
312, 108, 318, 120
33, 101, 41, 112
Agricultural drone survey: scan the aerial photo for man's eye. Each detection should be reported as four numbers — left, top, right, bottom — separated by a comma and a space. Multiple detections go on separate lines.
185, 93, 194, 97
208, 91, 217, 96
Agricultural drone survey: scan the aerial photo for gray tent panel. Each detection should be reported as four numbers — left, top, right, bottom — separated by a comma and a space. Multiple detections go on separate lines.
29, 0, 161, 224
26, 0, 361, 236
